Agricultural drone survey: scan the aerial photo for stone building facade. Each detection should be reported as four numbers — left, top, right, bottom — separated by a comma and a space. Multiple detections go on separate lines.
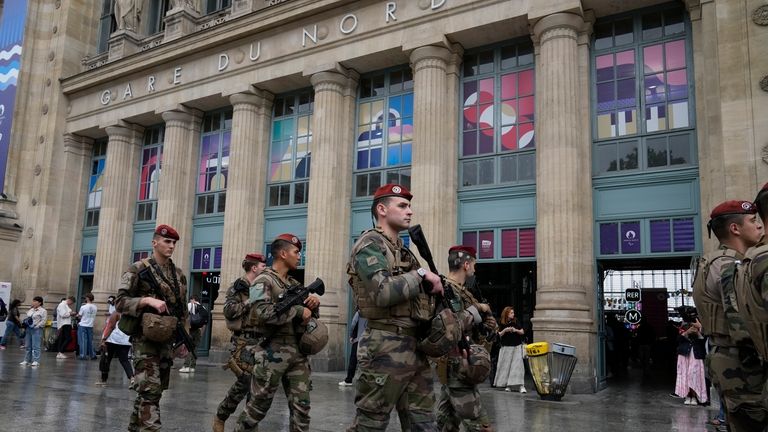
1, 0, 767, 392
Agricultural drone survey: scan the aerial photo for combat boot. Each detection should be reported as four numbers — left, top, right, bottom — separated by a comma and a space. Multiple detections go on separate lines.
212, 416, 225, 432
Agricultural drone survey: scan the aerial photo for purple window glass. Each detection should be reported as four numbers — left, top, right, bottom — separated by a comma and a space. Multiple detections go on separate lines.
201, 248, 211, 269
615, 50, 635, 79
462, 231, 478, 252
596, 54, 614, 82
501, 229, 518, 258
666, 70, 688, 100
673, 218, 695, 252
665, 40, 686, 70
643, 44, 664, 74
81, 255, 89, 273
479, 231, 494, 259
462, 131, 477, 156
214, 247, 223, 269
650, 219, 671, 253
597, 82, 615, 111
600, 223, 619, 255
616, 78, 636, 108
621, 222, 641, 254
193, 248, 202, 270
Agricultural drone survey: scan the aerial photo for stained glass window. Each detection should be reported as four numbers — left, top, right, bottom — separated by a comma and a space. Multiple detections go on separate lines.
136, 126, 164, 222
354, 67, 413, 197
85, 140, 107, 228
268, 90, 313, 206
593, 5, 695, 175
461, 41, 535, 187
196, 110, 231, 215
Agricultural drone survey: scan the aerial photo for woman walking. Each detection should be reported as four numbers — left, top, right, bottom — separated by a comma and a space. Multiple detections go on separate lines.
96, 311, 134, 386
0, 299, 24, 349
20, 296, 47, 367
494, 306, 527, 393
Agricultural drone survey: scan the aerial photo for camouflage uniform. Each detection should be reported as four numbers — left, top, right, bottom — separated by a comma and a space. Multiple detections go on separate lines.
116, 258, 188, 432
216, 276, 261, 423
347, 228, 438, 432
709, 245, 768, 432
235, 268, 312, 432
436, 277, 496, 432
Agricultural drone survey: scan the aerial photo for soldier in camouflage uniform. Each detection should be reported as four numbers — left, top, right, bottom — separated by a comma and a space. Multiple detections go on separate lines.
116, 224, 189, 432
213, 252, 267, 432
235, 234, 320, 432
436, 245, 495, 432
347, 183, 447, 432
692, 201, 765, 431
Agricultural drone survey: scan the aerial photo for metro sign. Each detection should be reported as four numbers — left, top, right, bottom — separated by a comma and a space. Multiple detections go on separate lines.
625, 309, 642, 325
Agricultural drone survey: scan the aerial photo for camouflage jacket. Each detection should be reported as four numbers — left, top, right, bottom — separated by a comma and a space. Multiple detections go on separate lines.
347, 228, 431, 328
223, 275, 255, 332
730, 240, 768, 358
250, 267, 306, 337
116, 257, 188, 338
692, 245, 742, 346
444, 277, 493, 353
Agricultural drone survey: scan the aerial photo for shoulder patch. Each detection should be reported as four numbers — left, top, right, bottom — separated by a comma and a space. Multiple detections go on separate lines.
366, 256, 379, 267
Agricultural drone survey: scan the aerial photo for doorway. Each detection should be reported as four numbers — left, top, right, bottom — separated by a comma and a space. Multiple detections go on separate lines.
474, 262, 536, 335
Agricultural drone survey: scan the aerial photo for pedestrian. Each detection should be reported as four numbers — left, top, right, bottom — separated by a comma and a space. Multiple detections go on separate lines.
96, 311, 134, 387
435, 245, 495, 432
346, 183, 444, 432
116, 224, 189, 431
213, 252, 267, 432
494, 306, 527, 393
20, 296, 47, 367
339, 309, 367, 387
55, 296, 75, 359
180, 295, 203, 373
76, 293, 98, 360
0, 299, 24, 349
106, 295, 116, 317
235, 234, 321, 432
673, 313, 708, 405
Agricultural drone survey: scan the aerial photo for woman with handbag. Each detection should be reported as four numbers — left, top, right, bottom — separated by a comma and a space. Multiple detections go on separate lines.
96, 311, 134, 386
493, 306, 527, 393
20, 296, 47, 367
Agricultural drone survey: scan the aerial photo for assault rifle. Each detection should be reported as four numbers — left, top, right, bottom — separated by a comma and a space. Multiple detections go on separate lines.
138, 264, 197, 359
407, 224, 472, 357
466, 275, 498, 343
274, 278, 325, 316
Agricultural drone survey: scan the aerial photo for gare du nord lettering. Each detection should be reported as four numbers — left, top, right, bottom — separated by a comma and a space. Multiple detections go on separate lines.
98, 0, 448, 106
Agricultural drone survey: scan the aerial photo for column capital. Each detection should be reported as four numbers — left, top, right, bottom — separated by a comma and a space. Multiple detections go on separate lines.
62, 133, 94, 152
229, 88, 275, 110
310, 70, 358, 96
161, 106, 203, 124
531, 12, 586, 43
409, 44, 453, 67
105, 122, 144, 141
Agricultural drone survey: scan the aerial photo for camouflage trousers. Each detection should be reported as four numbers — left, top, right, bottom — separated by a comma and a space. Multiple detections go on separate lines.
347, 328, 437, 432
216, 337, 258, 421
706, 346, 768, 432
235, 340, 311, 432
183, 328, 202, 368
436, 359, 492, 432
128, 340, 172, 432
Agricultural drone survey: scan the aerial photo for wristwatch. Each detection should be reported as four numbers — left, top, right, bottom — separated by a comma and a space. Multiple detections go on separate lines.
417, 268, 427, 278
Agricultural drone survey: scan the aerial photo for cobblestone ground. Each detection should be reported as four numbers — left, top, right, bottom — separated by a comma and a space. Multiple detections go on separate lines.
0, 347, 715, 431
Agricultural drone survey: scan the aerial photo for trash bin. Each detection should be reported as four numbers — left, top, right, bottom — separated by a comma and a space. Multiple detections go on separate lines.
525, 342, 578, 401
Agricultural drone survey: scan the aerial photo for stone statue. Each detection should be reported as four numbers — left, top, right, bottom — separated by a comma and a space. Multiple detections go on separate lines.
114, 0, 142, 32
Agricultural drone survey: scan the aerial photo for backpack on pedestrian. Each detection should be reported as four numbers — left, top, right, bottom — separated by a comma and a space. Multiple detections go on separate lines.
189, 303, 209, 330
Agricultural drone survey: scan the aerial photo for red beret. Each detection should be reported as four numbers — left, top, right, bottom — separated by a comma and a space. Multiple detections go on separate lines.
275, 233, 302, 251
710, 200, 757, 219
244, 253, 266, 263
373, 183, 412, 201
449, 245, 477, 259
154, 224, 179, 240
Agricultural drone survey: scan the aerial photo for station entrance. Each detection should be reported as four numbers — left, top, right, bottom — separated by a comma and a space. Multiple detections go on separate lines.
597, 257, 694, 389
474, 262, 537, 335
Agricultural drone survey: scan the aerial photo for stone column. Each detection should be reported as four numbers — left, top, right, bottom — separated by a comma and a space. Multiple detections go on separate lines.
92, 124, 144, 320
409, 44, 460, 275
156, 108, 202, 272
531, 13, 597, 393
213, 89, 274, 350
304, 68, 358, 371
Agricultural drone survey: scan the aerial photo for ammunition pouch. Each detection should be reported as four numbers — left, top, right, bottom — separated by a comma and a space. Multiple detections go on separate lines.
457, 344, 492, 385
435, 356, 449, 385
118, 314, 142, 336
141, 313, 178, 343
223, 337, 254, 377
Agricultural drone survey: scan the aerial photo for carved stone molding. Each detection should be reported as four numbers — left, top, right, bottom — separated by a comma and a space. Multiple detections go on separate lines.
760, 75, 768, 92
753, 5, 768, 26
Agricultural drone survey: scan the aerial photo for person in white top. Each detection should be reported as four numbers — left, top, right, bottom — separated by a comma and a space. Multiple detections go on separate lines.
96, 311, 134, 387
20, 296, 47, 367
180, 295, 204, 373
55, 296, 75, 359
76, 293, 98, 360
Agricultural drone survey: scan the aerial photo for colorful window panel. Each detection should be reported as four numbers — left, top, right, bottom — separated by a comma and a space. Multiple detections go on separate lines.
599, 221, 641, 255
642, 39, 689, 132
136, 126, 164, 222
462, 228, 536, 260
269, 91, 313, 206
650, 217, 695, 253
132, 251, 150, 263
85, 140, 107, 227
196, 110, 231, 215
595, 49, 637, 139
354, 68, 413, 197
80, 254, 96, 274
192, 246, 223, 271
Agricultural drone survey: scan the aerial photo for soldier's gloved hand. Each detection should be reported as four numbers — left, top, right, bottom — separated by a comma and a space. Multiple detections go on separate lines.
304, 295, 320, 310
424, 271, 443, 296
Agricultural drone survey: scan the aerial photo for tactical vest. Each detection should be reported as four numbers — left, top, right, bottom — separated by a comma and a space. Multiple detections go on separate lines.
252, 268, 302, 337
224, 277, 251, 332
347, 229, 433, 322
118, 258, 186, 337
734, 243, 768, 360
691, 247, 738, 342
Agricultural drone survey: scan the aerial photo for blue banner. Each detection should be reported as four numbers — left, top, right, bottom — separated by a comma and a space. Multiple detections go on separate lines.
0, 0, 29, 194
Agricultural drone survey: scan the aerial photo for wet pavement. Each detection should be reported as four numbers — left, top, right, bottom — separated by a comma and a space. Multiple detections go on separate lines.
0, 347, 716, 431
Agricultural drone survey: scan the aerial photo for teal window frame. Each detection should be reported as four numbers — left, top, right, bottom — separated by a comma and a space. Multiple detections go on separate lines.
135, 125, 164, 222
196, 109, 232, 216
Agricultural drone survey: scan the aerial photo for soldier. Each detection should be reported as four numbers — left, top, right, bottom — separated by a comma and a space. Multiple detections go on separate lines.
116, 224, 189, 431
347, 183, 446, 432
235, 234, 320, 432
213, 252, 267, 432
436, 245, 496, 432
692, 200, 765, 431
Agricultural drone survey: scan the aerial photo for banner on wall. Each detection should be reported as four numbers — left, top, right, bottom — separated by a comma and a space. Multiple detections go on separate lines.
0, 282, 11, 337
0, 0, 29, 194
